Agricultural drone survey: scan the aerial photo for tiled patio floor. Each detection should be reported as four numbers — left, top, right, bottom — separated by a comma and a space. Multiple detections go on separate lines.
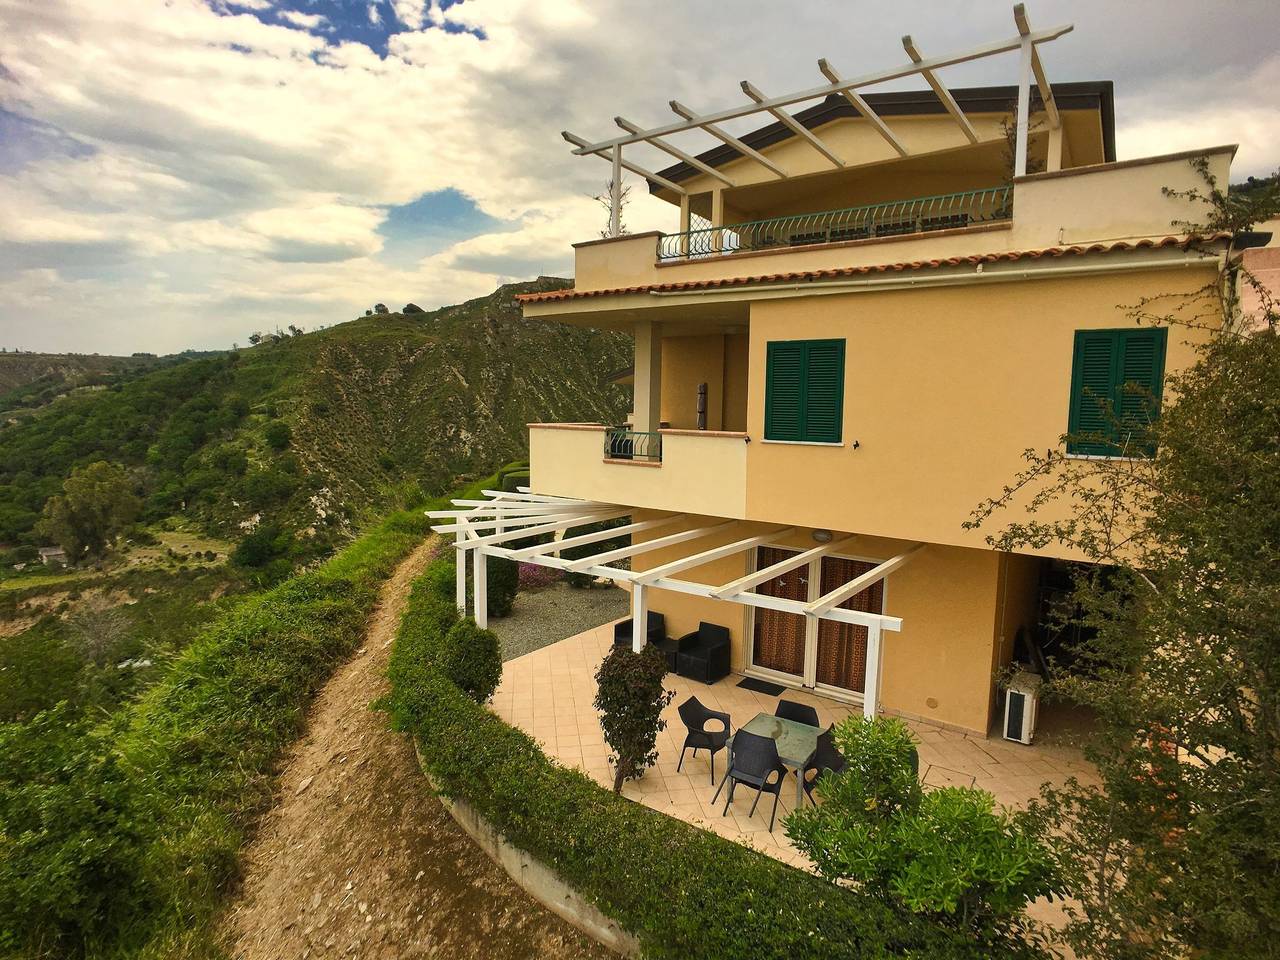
490, 619, 1099, 868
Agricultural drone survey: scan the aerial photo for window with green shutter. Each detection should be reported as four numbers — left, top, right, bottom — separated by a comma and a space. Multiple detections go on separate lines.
1067, 328, 1167, 456
765, 339, 845, 443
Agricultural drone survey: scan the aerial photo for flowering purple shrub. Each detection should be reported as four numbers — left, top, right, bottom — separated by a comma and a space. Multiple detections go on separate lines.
517, 562, 562, 591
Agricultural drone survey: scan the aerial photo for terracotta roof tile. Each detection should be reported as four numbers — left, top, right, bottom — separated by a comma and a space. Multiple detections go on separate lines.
515, 233, 1231, 304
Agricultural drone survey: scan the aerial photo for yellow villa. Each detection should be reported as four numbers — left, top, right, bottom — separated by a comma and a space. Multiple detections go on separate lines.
432, 7, 1254, 755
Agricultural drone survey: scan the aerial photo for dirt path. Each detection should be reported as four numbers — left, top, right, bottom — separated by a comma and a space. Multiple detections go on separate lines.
223, 539, 610, 960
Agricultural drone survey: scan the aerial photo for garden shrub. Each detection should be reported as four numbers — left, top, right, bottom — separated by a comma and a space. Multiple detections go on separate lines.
593, 643, 671, 793
382, 560, 1047, 960
434, 619, 501, 703
786, 717, 1060, 939
485, 556, 519, 617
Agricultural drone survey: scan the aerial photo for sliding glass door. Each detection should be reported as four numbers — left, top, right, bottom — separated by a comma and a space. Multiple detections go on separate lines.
748, 547, 885, 696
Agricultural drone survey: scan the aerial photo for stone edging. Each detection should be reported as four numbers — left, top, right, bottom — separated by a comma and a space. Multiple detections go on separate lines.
413, 742, 641, 958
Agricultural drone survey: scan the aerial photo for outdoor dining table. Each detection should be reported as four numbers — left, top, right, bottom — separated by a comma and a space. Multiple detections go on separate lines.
722, 711, 820, 808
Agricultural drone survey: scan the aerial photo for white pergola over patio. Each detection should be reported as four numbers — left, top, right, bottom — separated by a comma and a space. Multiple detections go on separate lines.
562, 4, 1070, 237
429, 490, 923, 718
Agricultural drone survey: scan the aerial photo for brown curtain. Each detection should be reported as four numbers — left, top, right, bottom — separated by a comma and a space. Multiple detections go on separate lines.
815, 557, 884, 692
751, 546, 807, 676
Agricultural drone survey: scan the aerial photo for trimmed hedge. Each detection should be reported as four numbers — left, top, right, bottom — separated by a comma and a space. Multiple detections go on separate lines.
0, 469, 513, 959
384, 561, 1050, 960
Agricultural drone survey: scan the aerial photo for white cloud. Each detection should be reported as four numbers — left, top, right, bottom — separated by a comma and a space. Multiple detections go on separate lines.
0, 0, 1276, 354
278, 9, 328, 30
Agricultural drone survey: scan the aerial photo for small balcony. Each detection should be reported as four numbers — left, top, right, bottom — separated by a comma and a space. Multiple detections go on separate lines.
657, 186, 1012, 261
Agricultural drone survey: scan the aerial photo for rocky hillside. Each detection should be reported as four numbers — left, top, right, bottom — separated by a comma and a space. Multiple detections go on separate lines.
0, 278, 629, 561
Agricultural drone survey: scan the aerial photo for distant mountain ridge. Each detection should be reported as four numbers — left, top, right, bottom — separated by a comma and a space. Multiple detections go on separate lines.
0, 278, 630, 561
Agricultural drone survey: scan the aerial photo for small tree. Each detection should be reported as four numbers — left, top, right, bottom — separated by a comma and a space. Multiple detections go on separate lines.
786, 717, 1059, 941
37, 462, 141, 560
594, 644, 672, 793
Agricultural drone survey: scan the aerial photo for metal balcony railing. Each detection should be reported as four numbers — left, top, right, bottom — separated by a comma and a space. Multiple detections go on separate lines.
604, 428, 662, 463
656, 186, 1013, 261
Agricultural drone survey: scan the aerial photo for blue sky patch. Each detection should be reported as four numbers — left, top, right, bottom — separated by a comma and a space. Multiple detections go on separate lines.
377, 189, 511, 267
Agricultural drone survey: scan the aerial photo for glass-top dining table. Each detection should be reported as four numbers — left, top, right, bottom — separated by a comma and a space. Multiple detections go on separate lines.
721, 711, 820, 808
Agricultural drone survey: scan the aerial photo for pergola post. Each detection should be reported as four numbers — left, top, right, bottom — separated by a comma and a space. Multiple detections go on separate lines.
1013, 34, 1032, 177
1046, 122, 1063, 173
863, 622, 883, 719
630, 582, 648, 653
632, 320, 662, 435
609, 145, 622, 238
472, 548, 488, 629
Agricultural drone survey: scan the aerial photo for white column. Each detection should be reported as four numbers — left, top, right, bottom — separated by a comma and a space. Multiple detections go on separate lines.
1013, 36, 1032, 178
472, 548, 488, 629
632, 320, 662, 435
455, 532, 467, 613
630, 582, 648, 653
609, 145, 622, 238
863, 621, 882, 719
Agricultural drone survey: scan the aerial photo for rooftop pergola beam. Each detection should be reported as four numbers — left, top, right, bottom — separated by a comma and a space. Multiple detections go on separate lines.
566, 18, 1071, 156
668, 99, 787, 179
740, 79, 843, 168
614, 116, 736, 187
633, 527, 795, 585
816, 59, 908, 158
807, 543, 925, 617
429, 513, 600, 536
712, 536, 857, 600
901, 35, 980, 144
1014, 3, 1060, 128
563, 520, 736, 572
561, 131, 688, 195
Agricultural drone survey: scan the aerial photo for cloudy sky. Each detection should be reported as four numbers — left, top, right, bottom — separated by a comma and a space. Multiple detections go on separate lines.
1, 0, 1277, 355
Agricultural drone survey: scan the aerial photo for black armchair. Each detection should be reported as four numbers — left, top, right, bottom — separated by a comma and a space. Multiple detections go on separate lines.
775, 699, 820, 728
713, 730, 789, 831
800, 725, 848, 806
675, 621, 731, 684
675, 696, 731, 784
612, 611, 666, 649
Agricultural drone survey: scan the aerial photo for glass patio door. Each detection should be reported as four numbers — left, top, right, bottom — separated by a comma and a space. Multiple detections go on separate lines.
814, 556, 884, 693
750, 546, 809, 679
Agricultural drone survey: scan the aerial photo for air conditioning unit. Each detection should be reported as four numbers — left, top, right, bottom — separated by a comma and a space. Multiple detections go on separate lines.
1004, 671, 1043, 745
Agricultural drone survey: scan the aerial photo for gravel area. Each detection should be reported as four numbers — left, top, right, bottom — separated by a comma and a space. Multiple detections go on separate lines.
489, 582, 629, 661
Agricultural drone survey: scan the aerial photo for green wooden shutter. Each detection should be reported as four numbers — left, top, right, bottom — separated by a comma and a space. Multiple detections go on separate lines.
802, 339, 845, 443
765, 341, 804, 441
1067, 328, 1166, 456
1115, 328, 1167, 456
765, 339, 845, 443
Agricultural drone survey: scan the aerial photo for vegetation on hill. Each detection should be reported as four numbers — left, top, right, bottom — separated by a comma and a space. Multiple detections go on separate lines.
0, 352, 175, 416
0, 278, 629, 574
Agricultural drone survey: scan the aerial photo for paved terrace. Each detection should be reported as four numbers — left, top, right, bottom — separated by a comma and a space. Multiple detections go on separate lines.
491, 619, 1099, 868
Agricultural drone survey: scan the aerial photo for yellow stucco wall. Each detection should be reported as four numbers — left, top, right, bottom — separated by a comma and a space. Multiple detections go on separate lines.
660, 334, 725, 430
723, 333, 750, 432
742, 266, 1218, 554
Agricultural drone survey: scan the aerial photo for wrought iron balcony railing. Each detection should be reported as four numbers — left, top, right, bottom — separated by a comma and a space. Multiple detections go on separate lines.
656, 186, 1012, 261
604, 428, 662, 463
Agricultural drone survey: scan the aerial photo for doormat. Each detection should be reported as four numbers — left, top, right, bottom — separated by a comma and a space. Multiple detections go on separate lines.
738, 677, 786, 697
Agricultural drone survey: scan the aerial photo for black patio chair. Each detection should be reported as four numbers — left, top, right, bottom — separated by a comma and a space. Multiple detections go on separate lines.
674, 621, 731, 684
675, 696, 731, 785
775, 699, 820, 728
800, 725, 848, 806
612, 611, 666, 649
712, 730, 789, 831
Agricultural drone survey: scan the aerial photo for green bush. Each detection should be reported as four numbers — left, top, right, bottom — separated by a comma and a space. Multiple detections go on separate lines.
786, 717, 1060, 938
263, 420, 292, 450
485, 556, 518, 617
382, 559, 1043, 960
435, 619, 501, 703
594, 644, 671, 793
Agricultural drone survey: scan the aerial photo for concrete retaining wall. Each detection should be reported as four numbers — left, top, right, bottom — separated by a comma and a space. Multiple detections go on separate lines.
414, 743, 641, 957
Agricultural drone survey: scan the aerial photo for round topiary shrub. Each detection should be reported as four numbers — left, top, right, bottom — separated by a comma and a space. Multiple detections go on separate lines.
435, 618, 501, 703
